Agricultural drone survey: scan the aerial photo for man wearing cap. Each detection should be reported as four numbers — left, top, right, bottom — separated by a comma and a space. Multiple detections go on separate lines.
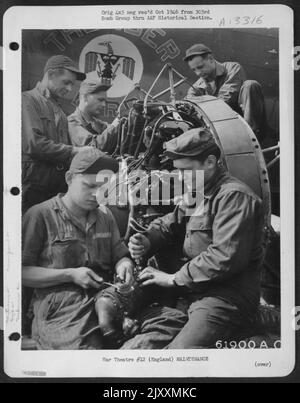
68, 79, 118, 154
22, 148, 135, 349
128, 127, 264, 349
183, 44, 267, 139
22, 55, 93, 213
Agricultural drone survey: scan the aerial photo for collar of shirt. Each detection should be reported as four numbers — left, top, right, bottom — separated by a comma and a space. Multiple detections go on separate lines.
35, 81, 64, 126
180, 165, 228, 206
35, 81, 52, 99
204, 165, 229, 198
214, 60, 226, 78
194, 60, 226, 90
35, 81, 63, 107
52, 193, 99, 232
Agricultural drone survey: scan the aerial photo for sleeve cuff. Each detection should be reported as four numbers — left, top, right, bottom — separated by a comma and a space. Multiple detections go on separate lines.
22, 252, 37, 266
174, 263, 194, 287
145, 229, 164, 255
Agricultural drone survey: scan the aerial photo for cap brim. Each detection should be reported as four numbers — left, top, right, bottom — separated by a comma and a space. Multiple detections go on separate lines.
164, 150, 194, 160
91, 84, 112, 93
83, 154, 119, 174
65, 67, 86, 81
165, 142, 218, 160
80, 83, 112, 96
183, 51, 210, 62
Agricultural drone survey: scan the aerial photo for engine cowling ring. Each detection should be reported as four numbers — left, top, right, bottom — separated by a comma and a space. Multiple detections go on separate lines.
182, 95, 271, 233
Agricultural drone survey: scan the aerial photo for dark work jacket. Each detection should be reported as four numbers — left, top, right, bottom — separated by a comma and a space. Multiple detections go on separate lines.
68, 107, 117, 154
146, 168, 264, 314
22, 82, 74, 195
187, 60, 246, 110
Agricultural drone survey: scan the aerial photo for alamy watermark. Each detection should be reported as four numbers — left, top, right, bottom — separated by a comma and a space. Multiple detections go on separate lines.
294, 46, 300, 71
292, 306, 300, 331
93, 167, 204, 217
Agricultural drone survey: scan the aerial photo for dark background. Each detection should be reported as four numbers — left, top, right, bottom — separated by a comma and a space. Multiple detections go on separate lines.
0, 0, 299, 385
21, 28, 279, 131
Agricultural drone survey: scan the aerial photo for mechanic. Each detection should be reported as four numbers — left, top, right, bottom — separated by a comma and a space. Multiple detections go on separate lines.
22, 54, 92, 212
22, 148, 133, 349
68, 78, 118, 154
128, 127, 264, 349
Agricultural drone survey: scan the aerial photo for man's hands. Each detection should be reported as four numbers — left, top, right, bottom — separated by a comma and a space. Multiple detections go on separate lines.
115, 258, 134, 285
128, 233, 151, 260
69, 259, 134, 290
188, 86, 206, 97
138, 266, 175, 288
69, 267, 103, 290
128, 234, 176, 288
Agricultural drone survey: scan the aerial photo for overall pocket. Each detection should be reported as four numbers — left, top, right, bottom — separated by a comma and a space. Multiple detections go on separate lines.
185, 215, 213, 258
50, 236, 86, 269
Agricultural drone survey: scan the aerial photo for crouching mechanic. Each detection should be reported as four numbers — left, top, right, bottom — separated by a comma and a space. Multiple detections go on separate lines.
128, 128, 264, 349
184, 44, 268, 140
22, 148, 134, 349
68, 79, 119, 154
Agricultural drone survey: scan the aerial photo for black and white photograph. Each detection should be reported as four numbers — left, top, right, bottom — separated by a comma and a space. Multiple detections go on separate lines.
2, 4, 295, 378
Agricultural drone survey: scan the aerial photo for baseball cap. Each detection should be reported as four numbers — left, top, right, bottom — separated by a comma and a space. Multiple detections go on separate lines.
69, 148, 119, 174
164, 127, 219, 160
79, 79, 111, 97
44, 55, 86, 81
183, 44, 212, 62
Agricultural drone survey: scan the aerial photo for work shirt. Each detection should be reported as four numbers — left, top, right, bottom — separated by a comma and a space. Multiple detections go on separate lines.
187, 61, 246, 109
22, 194, 129, 349
22, 82, 74, 195
22, 193, 129, 274
68, 107, 117, 153
146, 168, 264, 313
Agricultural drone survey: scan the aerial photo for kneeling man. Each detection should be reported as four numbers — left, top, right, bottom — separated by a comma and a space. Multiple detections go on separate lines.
184, 44, 268, 139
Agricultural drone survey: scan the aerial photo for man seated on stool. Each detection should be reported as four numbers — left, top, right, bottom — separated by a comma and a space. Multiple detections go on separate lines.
22, 148, 133, 349
68, 79, 119, 154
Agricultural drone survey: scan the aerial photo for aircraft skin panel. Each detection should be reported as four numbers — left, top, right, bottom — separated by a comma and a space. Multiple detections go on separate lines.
225, 150, 271, 230
21, 28, 279, 98
191, 97, 239, 123
225, 154, 262, 198
185, 96, 271, 230
21, 28, 279, 135
213, 119, 256, 155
